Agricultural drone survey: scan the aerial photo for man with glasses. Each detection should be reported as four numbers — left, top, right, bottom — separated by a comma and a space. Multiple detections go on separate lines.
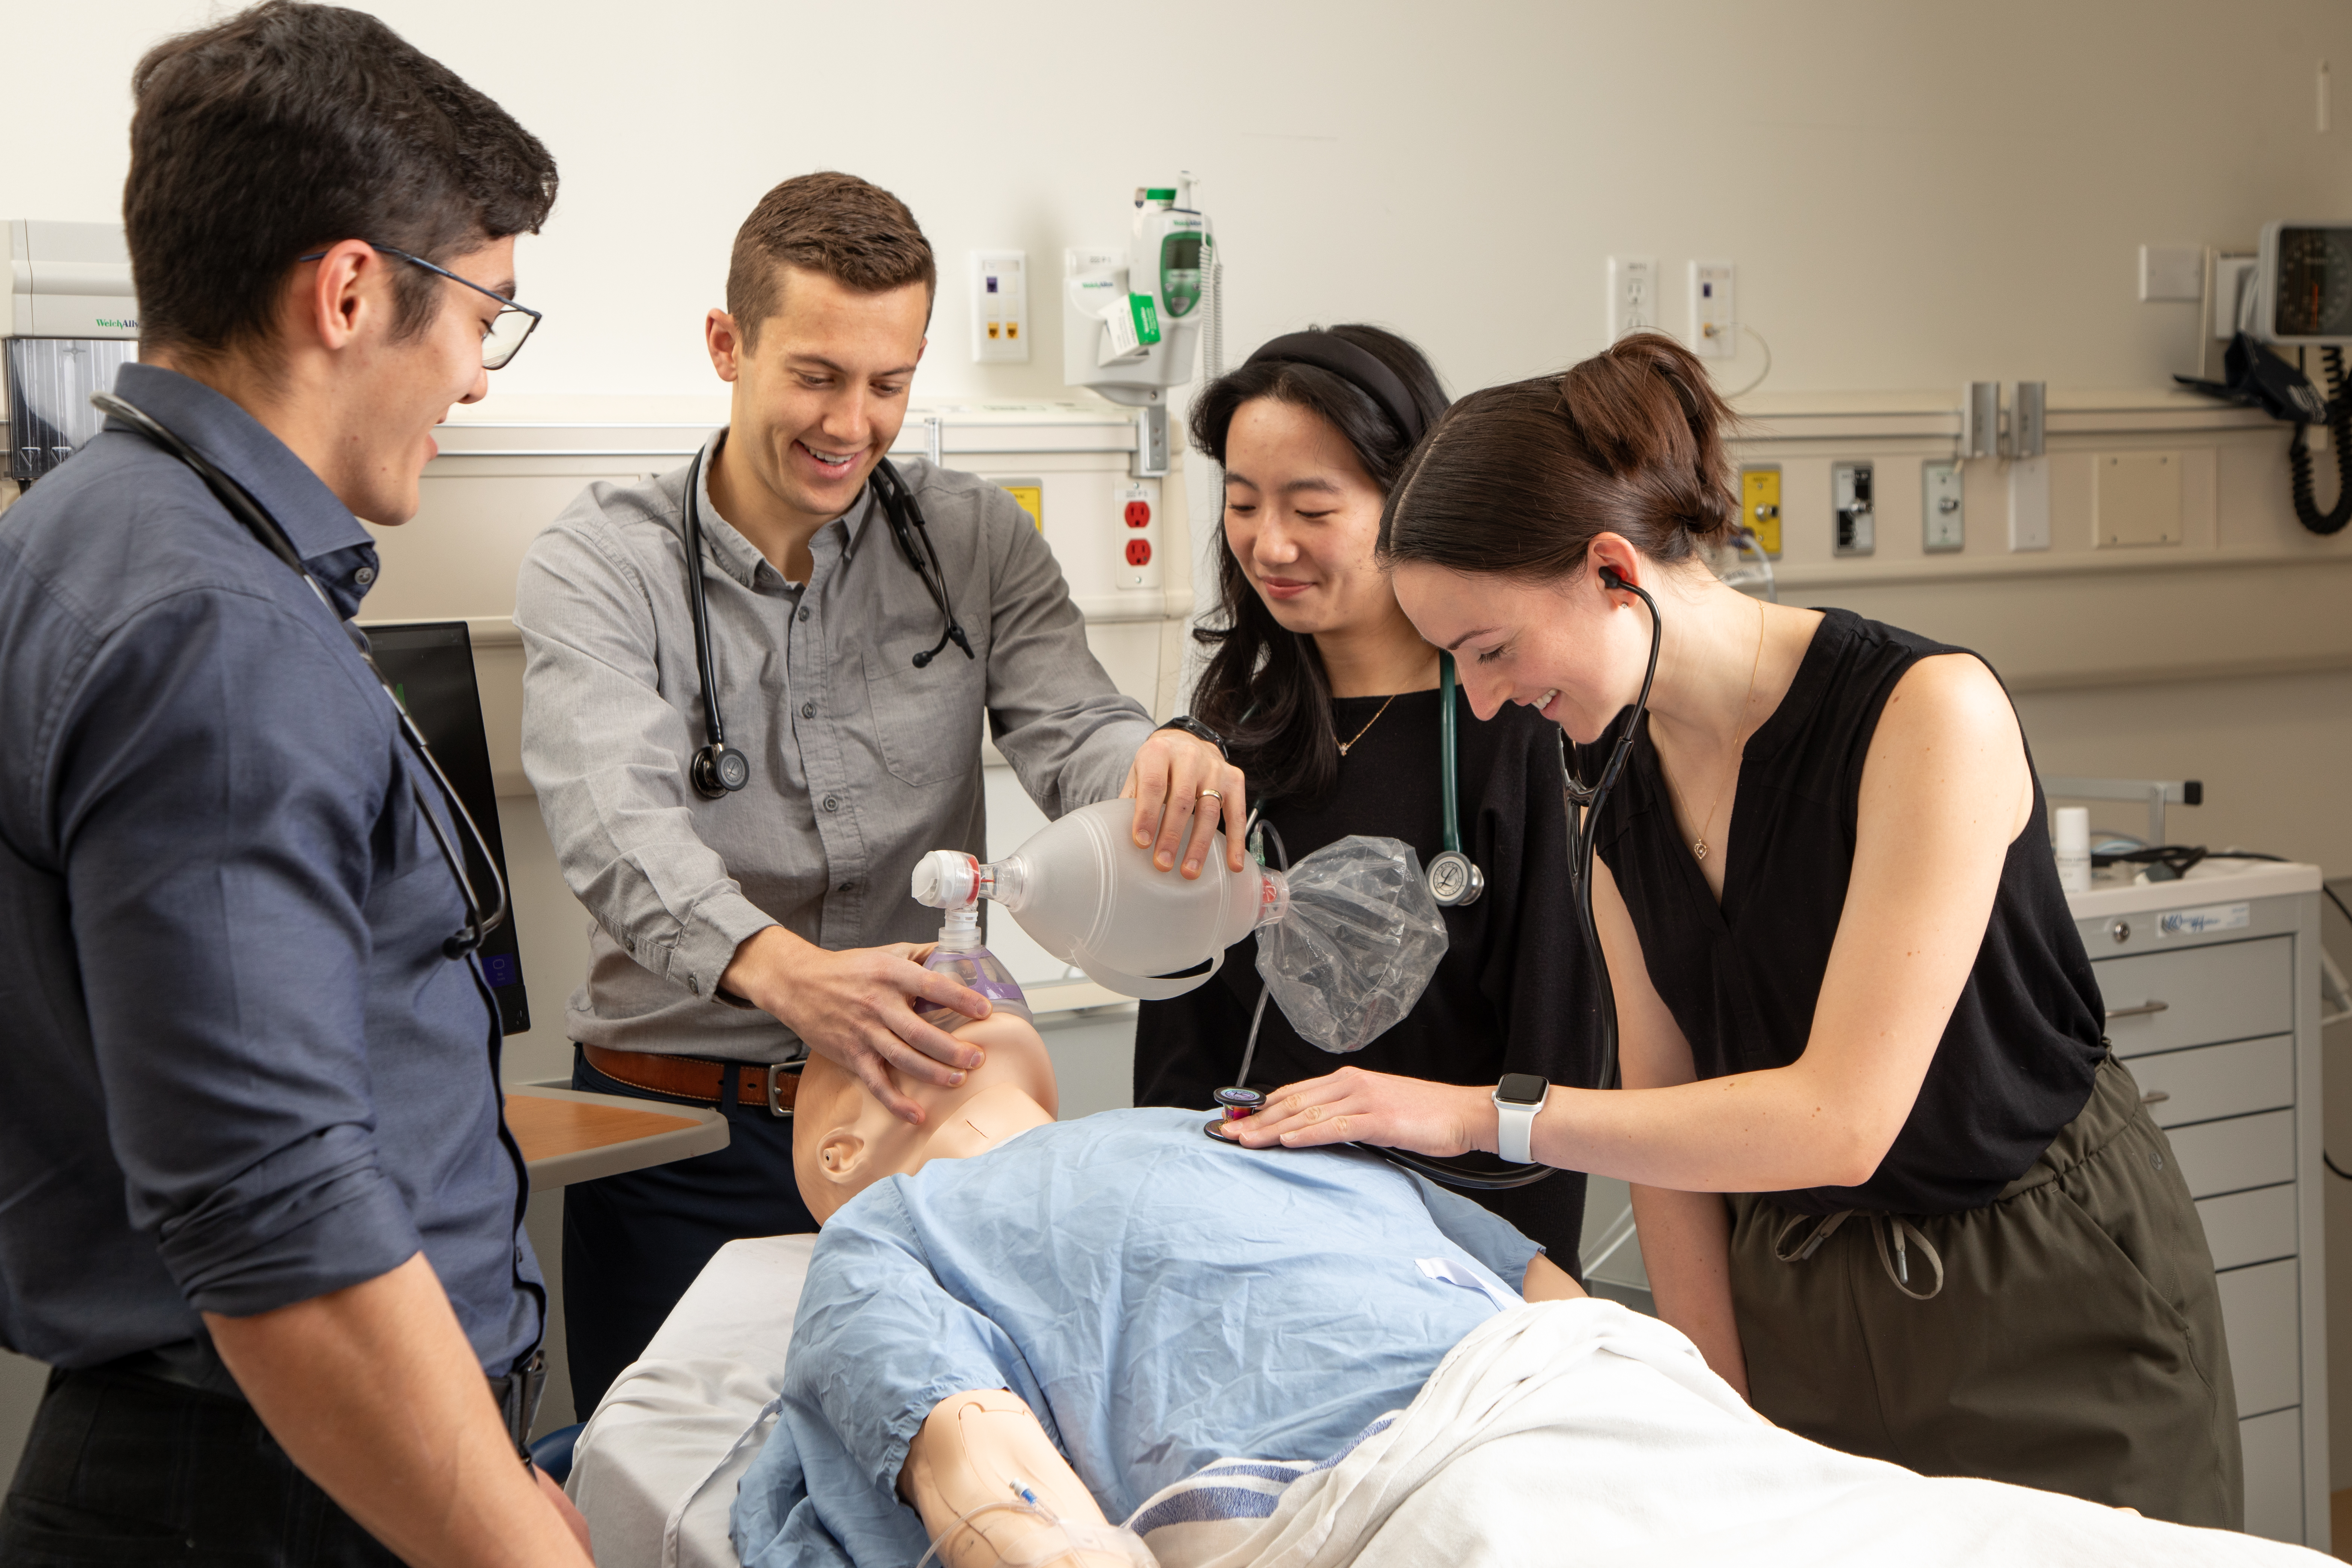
0, 5, 588, 1563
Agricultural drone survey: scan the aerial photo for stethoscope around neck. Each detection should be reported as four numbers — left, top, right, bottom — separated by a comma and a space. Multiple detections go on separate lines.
680, 440, 972, 801
88, 390, 509, 962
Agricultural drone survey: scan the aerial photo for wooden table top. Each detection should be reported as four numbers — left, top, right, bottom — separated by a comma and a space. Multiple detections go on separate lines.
503, 1092, 707, 1165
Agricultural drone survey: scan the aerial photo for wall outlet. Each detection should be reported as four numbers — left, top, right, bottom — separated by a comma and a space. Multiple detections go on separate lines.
1608, 256, 1657, 340
1832, 461, 1875, 555
1923, 460, 1965, 552
1689, 260, 1736, 358
970, 250, 1029, 362
2008, 456, 2050, 551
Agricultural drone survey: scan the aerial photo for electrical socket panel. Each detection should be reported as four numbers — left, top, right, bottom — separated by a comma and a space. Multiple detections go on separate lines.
970, 250, 1029, 362
1607, 256, 1657, 340
1832, 461, 1875, 555
1740, 465, 1781, 556
1689, 260, 1736, 358
1922, 460, 1965, 552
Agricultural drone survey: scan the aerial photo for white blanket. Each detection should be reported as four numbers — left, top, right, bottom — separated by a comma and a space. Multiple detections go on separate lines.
1128, 1298, 2323, 1568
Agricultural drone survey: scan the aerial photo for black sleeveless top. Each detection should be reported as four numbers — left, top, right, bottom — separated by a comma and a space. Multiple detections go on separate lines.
1591, 608, 2105, 1216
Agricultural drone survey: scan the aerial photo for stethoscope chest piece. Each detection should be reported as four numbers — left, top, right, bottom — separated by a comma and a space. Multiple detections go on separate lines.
1429, 652, 1485, 908
1425, 848, 1484, 907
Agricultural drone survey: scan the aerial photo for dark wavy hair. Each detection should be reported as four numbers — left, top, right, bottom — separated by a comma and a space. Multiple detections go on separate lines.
1379, 332, 1740, 584
127, 1, 558, 361
1188, 324, 1450, 809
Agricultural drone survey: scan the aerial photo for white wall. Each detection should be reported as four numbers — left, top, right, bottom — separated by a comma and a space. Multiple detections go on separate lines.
11, 0, 2352, 1496
14, 0, 2352, 405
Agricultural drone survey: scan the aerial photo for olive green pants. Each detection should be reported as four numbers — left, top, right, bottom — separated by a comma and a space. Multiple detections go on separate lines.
1728, 1055, 2242, 1528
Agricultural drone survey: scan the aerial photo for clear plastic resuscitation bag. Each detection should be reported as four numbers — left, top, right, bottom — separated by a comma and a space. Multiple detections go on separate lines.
1253, 833, 1449, 1053
910, 802, 1448, 1054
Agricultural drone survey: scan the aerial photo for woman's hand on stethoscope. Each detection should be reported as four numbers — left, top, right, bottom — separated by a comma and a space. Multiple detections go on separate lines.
1120, 732, 1250, 878
1227, 1065, 1492, 1158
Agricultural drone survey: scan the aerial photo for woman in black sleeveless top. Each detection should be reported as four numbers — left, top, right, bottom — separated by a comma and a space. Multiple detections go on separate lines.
1228, 334, 2241, 1527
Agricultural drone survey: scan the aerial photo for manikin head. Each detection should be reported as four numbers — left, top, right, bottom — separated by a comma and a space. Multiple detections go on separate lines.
793, 1009, 1060, 1225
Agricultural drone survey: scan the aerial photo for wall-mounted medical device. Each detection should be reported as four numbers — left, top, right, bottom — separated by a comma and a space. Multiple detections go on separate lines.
6, 220, 139, 484
1064, 174, 1216, 477
2250, 222, 2352, 346
2175, 222, 2352, 535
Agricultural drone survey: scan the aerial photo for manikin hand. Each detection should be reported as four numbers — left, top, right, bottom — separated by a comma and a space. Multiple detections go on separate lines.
1228, 1064, 1496, 1158
1120, 730, 1248, 879
722, 926, 990, 1125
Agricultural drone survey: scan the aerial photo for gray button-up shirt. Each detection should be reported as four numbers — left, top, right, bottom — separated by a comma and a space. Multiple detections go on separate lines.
516, 434, 1154, 1062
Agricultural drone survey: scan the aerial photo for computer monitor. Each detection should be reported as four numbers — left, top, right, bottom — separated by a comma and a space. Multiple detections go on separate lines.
363, 621, 530, 1035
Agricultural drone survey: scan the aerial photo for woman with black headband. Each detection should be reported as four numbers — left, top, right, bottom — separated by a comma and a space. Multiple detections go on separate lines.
1131, 325, 1604, 1268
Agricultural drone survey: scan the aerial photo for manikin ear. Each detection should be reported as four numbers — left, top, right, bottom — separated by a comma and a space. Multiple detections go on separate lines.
817, 1129, 868, 1184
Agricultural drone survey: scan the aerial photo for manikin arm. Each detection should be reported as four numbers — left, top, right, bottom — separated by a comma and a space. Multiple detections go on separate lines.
900, 1389, 1133, 1567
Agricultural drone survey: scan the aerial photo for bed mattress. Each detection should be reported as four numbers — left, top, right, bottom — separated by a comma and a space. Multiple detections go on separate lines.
567, 1233, 816, 1568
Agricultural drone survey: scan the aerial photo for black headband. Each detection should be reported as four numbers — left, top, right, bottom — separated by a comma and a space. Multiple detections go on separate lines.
1242, 331, 1429, 446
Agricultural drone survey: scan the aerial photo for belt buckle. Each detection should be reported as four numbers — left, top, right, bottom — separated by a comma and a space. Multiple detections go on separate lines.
765, 1060, 803, 1118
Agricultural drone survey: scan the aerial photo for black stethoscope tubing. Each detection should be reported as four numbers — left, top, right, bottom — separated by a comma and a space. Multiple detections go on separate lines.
681, 443, 971, 800
1211, 566, 1662, 1192
88, 391, 509, 961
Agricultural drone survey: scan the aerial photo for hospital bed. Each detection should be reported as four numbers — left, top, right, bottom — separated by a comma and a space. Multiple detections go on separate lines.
570, 1229, 2323, 1568
568, 1234, 815, 1568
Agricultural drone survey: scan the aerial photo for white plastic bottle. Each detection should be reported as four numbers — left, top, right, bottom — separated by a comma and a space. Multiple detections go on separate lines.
911, 800, 1285, 1000
2053, 806, 2093, 893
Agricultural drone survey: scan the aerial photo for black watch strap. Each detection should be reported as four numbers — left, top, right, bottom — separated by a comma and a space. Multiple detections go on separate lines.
1157, 714, 1229, 761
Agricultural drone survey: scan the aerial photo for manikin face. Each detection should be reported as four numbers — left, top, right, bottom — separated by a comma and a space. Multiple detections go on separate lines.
347, 236, 508, 525
1220, 398, 1396, 638
705, 265, 929, 529
793, 1009, 1060, 1224
1392, 548, 1660, 746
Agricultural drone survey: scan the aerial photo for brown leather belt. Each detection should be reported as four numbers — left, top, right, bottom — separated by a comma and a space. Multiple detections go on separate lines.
582, 1043, 802, 1117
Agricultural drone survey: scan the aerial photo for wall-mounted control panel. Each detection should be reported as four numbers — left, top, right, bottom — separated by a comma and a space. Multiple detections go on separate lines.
1922, 459, 1966, 552
1739, 464, 1781, 556
1832, 461, 1874, 556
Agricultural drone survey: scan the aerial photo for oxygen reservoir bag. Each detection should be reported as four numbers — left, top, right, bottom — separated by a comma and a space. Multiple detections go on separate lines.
910, 799, 1447, 1051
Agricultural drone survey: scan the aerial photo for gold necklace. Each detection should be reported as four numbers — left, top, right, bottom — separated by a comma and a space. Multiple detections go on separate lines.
1662, 603, 1767, 863
1335, 692, 1402, 756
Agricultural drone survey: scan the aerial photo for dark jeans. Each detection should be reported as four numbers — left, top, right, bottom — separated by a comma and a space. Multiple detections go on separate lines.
563, 1045, 816, 1415
1, 1364, 399, 1565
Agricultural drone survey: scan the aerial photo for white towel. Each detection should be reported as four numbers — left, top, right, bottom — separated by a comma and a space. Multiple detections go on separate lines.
1128, 1297, 2324, 1568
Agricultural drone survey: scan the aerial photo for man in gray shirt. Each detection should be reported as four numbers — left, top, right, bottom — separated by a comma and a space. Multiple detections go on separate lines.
516, 172, 1241, 1412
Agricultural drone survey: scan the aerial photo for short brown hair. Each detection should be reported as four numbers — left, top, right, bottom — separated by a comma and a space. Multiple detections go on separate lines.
725, 172, 935, 348
127, 0, 556, 359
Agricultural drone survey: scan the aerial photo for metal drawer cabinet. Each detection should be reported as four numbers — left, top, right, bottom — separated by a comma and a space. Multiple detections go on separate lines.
2070, 865, 2323, 1548
2093, 936, 2291, 1057
2128, 1035, 2293, 1130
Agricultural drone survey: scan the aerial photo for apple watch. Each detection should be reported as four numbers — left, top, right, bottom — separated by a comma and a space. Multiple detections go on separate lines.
1491, 1073, 1550, 1166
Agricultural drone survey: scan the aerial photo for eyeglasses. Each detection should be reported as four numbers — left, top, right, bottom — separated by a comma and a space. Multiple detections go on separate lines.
296, 241, 543, 369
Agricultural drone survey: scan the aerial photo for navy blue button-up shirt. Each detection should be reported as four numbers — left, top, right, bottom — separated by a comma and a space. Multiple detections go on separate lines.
0, 363, 541, 1374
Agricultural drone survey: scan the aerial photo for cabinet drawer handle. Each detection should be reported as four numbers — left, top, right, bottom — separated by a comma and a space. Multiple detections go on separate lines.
2105, 1000, 2169, 1020
2140, 1089, 2172, 1106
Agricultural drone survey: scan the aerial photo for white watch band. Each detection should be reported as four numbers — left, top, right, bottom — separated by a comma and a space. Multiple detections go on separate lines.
1493, 1097, 1540, 1164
